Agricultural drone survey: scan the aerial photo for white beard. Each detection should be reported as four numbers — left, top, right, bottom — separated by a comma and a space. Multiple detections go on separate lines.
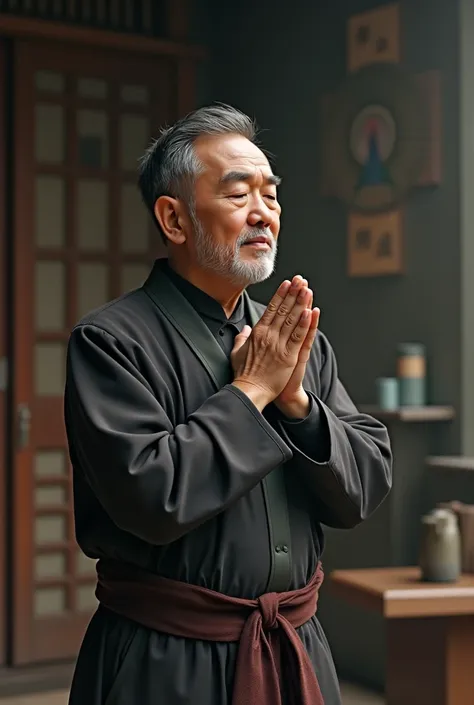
191, 215, 277, 286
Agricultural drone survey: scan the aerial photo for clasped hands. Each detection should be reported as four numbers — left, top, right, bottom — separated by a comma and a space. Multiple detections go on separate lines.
231, 275, 320, 418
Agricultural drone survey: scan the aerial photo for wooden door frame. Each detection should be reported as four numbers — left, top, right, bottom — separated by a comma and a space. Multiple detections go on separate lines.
0, 1, 205, 60
0, 38, 8, 666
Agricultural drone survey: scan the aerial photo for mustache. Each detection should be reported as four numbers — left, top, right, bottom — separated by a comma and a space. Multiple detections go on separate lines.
237, 228, 275, 248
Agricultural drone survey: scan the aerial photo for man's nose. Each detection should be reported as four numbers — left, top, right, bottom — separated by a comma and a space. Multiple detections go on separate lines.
247, 205, 273, 230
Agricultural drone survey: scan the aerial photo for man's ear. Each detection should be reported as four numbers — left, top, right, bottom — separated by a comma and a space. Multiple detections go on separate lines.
154, 196, 187, 245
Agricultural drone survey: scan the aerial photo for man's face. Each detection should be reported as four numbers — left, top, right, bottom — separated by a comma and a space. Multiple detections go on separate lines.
188, 133, 281, 286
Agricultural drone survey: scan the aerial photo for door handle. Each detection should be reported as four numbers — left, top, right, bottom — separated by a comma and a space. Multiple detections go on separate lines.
17, 404, 31, 450
0, 357, 7, 392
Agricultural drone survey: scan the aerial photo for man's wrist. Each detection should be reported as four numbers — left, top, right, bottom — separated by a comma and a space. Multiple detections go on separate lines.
275, 390, 311, 419
232, 379, 274, 412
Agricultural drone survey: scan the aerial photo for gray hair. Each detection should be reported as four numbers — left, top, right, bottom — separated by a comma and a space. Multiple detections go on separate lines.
138, 104, 258, 241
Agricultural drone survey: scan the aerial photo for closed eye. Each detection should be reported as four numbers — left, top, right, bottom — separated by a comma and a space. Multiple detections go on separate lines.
228, 193, 247, 199
264, 194, 277, 201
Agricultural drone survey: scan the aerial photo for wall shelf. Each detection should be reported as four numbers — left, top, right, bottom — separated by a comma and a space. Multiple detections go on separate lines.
426, 456, 474, 472
359, 406, 455, 422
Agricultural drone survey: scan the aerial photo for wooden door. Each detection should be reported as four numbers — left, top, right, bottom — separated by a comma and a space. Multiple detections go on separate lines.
0, 38, 7, 666
12, 38, 194, 665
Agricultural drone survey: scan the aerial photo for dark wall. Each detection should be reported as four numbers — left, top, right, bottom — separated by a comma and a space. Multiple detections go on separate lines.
205, 0, 460, 447
200, 0, 461, 689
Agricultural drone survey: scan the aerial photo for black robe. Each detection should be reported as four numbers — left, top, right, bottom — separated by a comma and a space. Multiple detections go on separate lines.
65, 259, 392, 705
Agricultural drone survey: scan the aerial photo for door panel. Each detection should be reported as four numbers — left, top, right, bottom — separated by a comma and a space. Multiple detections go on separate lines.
12, 39, 183, 664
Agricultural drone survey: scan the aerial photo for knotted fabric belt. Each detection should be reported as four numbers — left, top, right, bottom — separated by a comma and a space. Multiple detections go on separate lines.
96, 559, 325, 705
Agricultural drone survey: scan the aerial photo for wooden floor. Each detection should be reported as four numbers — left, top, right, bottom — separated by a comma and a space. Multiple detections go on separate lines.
0, 682, 385, 704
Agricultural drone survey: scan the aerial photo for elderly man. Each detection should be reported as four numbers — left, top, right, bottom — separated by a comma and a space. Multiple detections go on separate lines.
65, 104, 392, 705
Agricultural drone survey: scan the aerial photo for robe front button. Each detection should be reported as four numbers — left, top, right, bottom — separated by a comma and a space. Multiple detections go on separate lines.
275, 544, 288, 553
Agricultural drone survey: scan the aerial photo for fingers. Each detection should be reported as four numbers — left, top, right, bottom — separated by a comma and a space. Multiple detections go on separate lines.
272, 276, 305, 330
259, 279, 291, 326
260, 275, 306, 330
258, 275, 315, 354
279, 285, 313, 345
286, 307, 312, 350
231, 325, 252, 354
297, 308, 320, 364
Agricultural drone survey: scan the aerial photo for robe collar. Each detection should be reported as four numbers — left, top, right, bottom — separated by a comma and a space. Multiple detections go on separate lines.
143, 259, 259, 390
161, 260, 246, 327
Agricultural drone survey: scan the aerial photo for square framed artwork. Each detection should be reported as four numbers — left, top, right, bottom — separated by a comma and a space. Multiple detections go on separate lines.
347, 3, 400, 73
347, 209, 404, 277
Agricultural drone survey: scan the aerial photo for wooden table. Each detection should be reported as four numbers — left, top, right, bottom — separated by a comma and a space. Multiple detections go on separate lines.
329, 567, 474, 705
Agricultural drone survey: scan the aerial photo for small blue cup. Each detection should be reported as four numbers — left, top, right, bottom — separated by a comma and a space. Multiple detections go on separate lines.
376, 377, 399, 410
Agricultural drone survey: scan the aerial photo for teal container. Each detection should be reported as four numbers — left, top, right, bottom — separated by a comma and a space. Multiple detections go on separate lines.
397, 342, 426, 407
376, 377, 399, 410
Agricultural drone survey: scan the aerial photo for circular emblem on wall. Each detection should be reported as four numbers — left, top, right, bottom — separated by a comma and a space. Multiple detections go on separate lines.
322, 63, 429, 212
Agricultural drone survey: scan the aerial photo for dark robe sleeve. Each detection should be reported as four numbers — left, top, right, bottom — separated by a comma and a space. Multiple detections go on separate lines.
65, 324, 292, 546
277, 395, 331, 463
277, 331, 392, 529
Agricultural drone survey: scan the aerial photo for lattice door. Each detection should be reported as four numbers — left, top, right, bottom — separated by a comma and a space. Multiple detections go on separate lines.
11, 38, 192, 664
